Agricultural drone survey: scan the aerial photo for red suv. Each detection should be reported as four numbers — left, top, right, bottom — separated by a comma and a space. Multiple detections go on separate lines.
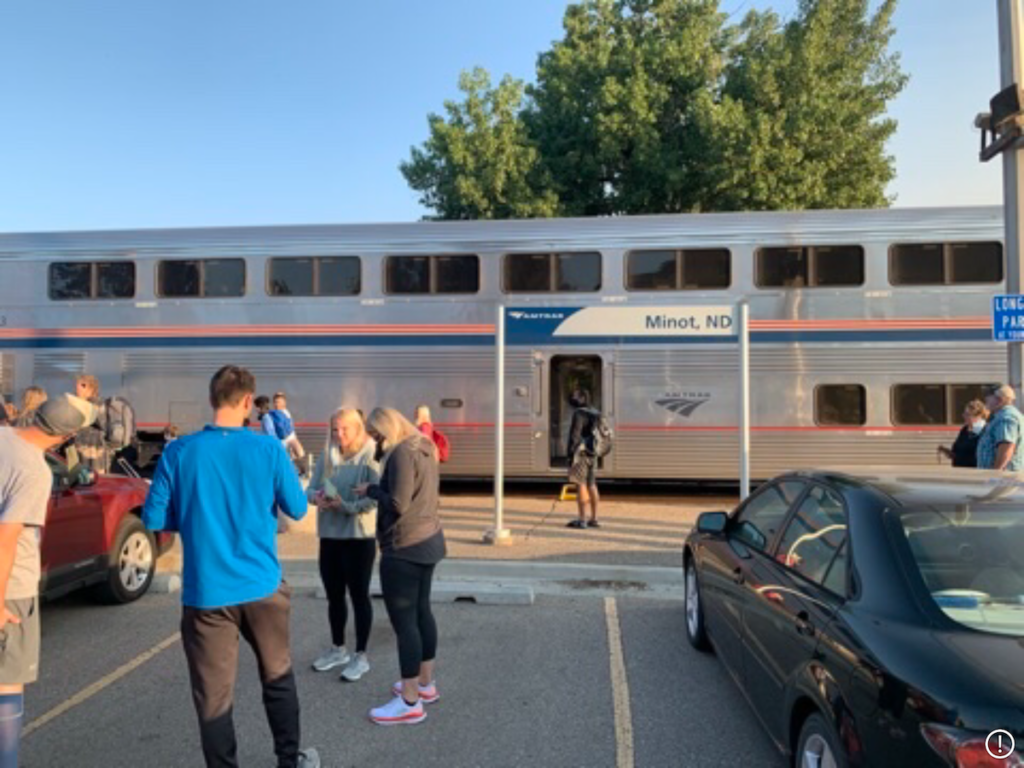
42, 454, 175, 603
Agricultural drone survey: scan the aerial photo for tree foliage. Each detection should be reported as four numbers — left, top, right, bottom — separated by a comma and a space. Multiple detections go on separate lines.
402, 0, 906, 219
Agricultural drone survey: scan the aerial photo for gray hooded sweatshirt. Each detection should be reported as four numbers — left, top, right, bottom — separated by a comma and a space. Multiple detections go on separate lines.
306, 438, 380, 540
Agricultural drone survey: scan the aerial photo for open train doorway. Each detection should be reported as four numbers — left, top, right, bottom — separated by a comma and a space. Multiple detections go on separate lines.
549, 355, 603, 469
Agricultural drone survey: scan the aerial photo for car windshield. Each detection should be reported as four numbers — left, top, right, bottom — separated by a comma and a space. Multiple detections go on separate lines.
898, 504, 1024, 636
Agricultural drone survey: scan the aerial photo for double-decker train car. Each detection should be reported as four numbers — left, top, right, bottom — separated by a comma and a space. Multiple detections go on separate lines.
0, 206, 1005, 479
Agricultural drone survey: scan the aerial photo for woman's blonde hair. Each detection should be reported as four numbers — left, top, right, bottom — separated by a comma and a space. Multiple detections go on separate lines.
366, 407, 426, 456
75, 375, 100, 399
323, 408, 368, 475
20, 386, 47, 414
965, 399, 989, 420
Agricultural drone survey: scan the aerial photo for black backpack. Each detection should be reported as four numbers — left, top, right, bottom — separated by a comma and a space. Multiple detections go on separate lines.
104, 396, 137, 450
583, 408, 614, 458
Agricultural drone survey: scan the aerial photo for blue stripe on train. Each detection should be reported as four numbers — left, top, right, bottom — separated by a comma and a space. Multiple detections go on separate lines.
0, 327, 992, 349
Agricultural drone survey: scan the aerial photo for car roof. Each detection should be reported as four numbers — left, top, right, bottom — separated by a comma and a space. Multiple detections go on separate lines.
779, 466, 1024, 510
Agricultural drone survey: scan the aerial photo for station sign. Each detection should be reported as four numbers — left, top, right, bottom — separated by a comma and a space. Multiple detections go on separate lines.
504, 305, 736, 344
993, 294, 1024, 341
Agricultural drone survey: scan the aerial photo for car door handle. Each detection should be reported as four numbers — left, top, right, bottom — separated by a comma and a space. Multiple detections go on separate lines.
795, 610, 815, 637
732, 567, 745, 585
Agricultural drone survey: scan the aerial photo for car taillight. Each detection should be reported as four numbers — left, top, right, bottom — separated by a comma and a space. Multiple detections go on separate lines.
922, 724, 1024, 767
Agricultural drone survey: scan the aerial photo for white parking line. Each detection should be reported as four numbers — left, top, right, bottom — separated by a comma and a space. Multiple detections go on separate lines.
24, 632, 181, 738
604, 597, 635, 768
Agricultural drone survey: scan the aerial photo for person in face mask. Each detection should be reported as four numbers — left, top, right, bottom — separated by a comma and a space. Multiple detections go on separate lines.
939, 400, 989, 468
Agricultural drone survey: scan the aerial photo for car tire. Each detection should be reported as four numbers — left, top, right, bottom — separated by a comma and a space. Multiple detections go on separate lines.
796, 712, 848, 768
684, 555, 711, 651
93, 515, 157, 605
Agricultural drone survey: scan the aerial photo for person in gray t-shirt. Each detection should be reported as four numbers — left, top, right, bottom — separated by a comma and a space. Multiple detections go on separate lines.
0, 394, 95, 767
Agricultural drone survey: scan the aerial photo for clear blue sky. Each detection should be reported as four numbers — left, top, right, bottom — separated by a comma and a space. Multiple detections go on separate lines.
0, 0, 1005, 231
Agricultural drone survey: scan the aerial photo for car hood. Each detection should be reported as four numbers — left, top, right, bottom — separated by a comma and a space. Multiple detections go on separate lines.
93, 474, 149, 497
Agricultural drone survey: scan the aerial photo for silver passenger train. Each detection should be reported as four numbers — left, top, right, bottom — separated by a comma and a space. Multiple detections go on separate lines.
0, 206, 1007, 480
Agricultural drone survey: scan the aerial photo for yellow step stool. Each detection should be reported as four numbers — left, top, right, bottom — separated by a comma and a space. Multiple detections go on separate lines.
559, 484, 577, 502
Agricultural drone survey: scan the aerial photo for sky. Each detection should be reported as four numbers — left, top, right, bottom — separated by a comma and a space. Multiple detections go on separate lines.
0, 0, 1007, 232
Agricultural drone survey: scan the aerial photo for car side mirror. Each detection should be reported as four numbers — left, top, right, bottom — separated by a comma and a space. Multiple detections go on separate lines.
697, 511, 729, 536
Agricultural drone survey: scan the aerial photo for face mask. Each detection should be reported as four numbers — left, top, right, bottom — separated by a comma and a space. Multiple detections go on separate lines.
972, 419, 986, 434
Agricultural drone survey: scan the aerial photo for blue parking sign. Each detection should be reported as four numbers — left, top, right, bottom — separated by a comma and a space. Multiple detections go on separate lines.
993, 295, 1024, 341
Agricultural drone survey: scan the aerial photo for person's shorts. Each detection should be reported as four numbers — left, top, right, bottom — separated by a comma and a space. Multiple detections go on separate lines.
0, 598, 39, 685
569, 454, 596, 487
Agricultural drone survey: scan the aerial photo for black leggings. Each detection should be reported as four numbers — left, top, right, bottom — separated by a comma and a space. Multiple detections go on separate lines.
379, 557, 438, 679
318, 538, 377, 653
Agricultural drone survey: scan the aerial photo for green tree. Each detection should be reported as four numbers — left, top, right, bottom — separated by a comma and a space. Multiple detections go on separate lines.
400, 68, 559, 220
402, 0, 907, 219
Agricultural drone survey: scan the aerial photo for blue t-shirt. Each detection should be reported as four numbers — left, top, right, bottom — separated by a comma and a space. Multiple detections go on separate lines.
977, 404, 1024, 471
142, 425, 308, 609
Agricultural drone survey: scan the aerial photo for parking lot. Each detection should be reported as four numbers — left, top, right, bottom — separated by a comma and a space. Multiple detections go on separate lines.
22, 584, 782, 768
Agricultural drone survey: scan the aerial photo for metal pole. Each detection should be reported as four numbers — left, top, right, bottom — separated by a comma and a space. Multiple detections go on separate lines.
1000, 0, 1024, 393
485, 304, 512, 545
739, 302, 751, 500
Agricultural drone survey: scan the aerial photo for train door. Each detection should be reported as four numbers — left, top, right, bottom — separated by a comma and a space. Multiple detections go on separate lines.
547, 355, 605, 470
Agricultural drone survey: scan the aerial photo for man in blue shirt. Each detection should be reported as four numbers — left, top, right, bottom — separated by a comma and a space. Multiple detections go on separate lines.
143, 366, 319, 768
978, 384, 1024, 472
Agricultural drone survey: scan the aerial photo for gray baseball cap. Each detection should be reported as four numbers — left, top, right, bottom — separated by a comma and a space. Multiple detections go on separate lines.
33, 394, 98, 437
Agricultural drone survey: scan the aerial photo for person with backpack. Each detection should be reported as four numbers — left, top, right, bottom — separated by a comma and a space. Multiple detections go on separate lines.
414, 405, 450, 464
566, 389, 611, 529
73, 376, 110, 474
256, 396, 305, 468
274, 392, 306, 463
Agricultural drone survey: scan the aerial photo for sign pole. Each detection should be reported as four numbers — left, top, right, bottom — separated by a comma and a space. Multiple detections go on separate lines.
485, 304, 512, 546
999, 0, 1024, 394
738, 302, 751, 500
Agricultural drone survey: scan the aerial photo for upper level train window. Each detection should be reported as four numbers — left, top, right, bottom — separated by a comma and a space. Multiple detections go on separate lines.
626, 249, 730, 291
49, 261, 136, 300
815, 385, 867, 426
892, 383, 996, 425
889, 242, 1003, 286
158, 258, 245, 298
385, 255, 479, 295
504, 252, 601, 293
268, 256, 361, 297
756, 245, 864, 288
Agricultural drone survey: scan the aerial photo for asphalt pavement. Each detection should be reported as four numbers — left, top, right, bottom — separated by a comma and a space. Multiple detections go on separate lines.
21, 587, 782, 768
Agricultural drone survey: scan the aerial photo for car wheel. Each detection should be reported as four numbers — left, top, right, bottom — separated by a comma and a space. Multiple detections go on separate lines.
684, 556, 711, 651
94, 516, 157, 604
796, 713, 848, 768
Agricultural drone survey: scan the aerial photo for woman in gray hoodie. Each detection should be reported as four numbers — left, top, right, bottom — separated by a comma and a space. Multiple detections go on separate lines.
307, 407, 380, 682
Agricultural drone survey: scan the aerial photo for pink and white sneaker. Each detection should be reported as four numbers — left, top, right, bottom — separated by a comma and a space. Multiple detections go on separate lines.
392, 680, 440, 704
369, 695, 426, 726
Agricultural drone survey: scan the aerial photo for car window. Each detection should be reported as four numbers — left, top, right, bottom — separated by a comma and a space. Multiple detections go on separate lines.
776, 485, 848, 589
732, 481, 806, 551
899, 505, 1024, 636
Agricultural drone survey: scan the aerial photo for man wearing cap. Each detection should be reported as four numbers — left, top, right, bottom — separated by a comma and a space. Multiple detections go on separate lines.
978, 384, 1024, 471
0, 393, 96, 767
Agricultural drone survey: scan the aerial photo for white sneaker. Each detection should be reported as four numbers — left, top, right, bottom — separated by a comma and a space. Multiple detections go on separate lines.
312, 646, 351, 672
340, 652, 370, 682
369, 695, 426, 726
392, 680, 439, 704
298, 748, 321, 768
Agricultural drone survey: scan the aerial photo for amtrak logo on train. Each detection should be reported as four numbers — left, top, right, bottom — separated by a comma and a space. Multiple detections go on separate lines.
656, 393, 711, 418
508, 311, 567, 321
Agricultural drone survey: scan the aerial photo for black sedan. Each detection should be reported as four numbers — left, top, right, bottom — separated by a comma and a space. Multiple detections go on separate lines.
683, 468, 1024, 768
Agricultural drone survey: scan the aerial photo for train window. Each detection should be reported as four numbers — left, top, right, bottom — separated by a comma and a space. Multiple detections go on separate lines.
268, 257, 361, 297
49, 261, 136, 300
49, 263, 92, 300
815, 385, 867, 426
318, 257, 361, 295
890, 242, 1003, 285
158, 258, 245, 298
386, 255, 479, 294
892, 383, 995, 425
96, 262, 135, 298
756, 246, 864, 288
504, 252, 601, 293
626, 249, 730, 290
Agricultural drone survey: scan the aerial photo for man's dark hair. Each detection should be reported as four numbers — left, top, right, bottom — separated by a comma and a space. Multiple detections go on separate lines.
571, 389, 591, 408
209, 366, 256, 410
254, 395, 271, 411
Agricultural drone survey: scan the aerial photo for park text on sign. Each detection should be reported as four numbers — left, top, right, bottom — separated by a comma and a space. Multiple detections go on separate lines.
993, 294, 1024, 341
